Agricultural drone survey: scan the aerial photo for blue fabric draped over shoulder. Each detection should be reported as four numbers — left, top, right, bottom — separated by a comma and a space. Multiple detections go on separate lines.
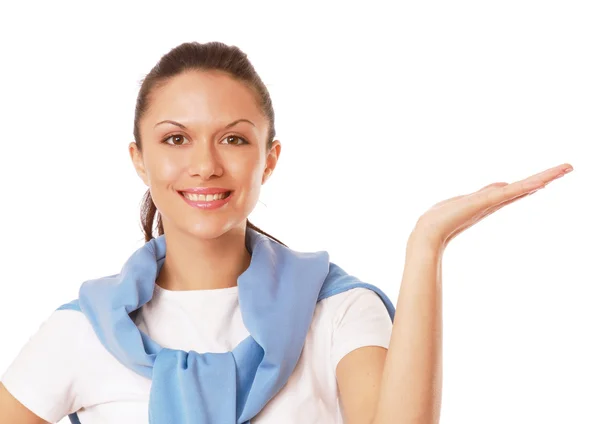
57, 228, 395, 424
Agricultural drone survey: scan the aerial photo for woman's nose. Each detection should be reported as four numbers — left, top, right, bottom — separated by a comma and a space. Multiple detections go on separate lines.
187, 141, 224, 180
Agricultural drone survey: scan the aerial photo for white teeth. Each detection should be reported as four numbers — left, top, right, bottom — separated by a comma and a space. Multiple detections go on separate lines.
182, 192, 229, 202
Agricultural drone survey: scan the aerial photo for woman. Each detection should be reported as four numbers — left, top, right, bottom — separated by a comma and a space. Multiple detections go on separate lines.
0, 41, 573, 424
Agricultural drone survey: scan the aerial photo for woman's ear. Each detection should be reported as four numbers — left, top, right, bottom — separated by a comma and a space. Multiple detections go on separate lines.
263, 140, 281, 184
262, 168, 272, 184
129, 142, 149, 186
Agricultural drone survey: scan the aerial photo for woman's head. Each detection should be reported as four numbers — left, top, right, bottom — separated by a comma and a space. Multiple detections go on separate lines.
129, 42, 282, 243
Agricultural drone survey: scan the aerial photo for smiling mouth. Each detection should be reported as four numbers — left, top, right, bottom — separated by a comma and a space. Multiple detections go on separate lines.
178, 191, 232, 202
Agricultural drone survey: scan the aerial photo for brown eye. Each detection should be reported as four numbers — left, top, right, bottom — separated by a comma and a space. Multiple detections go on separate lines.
164, 134, 190, 146
221, 135, 249, 146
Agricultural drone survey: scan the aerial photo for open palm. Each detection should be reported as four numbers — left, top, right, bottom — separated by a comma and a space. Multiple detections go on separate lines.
414, 163, 574, 249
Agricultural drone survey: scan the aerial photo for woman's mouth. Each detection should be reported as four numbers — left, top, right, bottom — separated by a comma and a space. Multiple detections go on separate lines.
178, 190, 233, 210
180, 191, 231, 202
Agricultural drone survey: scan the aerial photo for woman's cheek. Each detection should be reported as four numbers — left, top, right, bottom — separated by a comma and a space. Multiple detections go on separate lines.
148, 154, 185, 185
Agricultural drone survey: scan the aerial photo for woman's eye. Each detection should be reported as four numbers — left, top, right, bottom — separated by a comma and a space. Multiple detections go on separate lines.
221, 135, 248, 146
164, 134, 190, 146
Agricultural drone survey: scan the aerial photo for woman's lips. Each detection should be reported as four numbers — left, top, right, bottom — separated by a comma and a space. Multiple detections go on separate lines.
178, 189, 233, 210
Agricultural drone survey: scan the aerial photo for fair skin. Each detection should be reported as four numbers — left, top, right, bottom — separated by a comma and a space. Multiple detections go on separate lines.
129, 69, 281, 291
0, 68, 573, 423
337, 164, 573, 424
0, 382, 49, 423
0, 69, 283, 423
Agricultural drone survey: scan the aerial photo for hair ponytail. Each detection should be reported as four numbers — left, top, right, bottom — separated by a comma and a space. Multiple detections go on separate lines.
140, 189, 163, 243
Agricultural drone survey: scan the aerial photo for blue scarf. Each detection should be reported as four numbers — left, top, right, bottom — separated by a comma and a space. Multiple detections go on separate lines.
57, 228, 395, 423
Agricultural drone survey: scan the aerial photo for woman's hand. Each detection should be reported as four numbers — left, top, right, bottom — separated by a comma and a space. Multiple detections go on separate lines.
411, 163, 574, 250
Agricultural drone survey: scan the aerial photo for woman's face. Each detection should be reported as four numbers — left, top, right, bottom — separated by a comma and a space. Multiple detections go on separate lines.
130, 70, 280, 240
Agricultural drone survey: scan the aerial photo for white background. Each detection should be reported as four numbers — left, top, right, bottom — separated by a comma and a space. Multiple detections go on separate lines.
0, 1, 598, 423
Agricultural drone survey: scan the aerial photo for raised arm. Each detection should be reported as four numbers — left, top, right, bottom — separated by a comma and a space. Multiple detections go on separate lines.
337, 163, 572, 424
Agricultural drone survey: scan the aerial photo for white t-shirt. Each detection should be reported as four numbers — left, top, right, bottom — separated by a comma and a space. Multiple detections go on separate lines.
2, 284, 393, 423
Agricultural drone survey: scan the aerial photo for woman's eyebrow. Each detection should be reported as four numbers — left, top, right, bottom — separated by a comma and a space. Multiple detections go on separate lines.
154, 119, 256, 130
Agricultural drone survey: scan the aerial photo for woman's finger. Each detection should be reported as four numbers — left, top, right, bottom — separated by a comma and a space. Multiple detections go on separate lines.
477, 163, 572, 209
431, 182, 507, 209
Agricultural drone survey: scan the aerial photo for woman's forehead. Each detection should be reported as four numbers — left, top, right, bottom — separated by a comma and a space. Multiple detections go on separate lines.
138, 74, 268, 144
144, 71, 264, 125
152, 71, 260, 112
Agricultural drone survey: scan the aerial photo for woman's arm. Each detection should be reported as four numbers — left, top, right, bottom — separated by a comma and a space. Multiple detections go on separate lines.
337, 233, 443, 424
337, 163, 571, 423
373, 234, 443, 424
0, 383, 50, 424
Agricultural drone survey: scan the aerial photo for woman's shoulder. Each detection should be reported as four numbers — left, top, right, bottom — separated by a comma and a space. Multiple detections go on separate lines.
2, 308, 97, 381
3, 308, 95, 371
318, 286, 384, 310
37, 307, 94, 339
308, 287, 393, 372
0, 309, 94, 423
318, 287, 392, 326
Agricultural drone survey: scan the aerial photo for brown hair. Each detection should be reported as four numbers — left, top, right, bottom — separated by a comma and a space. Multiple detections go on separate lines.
133, 41, 285, 246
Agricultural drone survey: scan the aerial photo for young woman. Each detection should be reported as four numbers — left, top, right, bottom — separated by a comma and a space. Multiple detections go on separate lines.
0, 41, 573, 424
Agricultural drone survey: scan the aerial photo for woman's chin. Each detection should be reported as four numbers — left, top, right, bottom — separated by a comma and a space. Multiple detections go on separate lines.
182, 219, 244, 241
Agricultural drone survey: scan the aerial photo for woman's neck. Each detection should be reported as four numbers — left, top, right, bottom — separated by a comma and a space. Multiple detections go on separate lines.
155, 226, 251, 291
